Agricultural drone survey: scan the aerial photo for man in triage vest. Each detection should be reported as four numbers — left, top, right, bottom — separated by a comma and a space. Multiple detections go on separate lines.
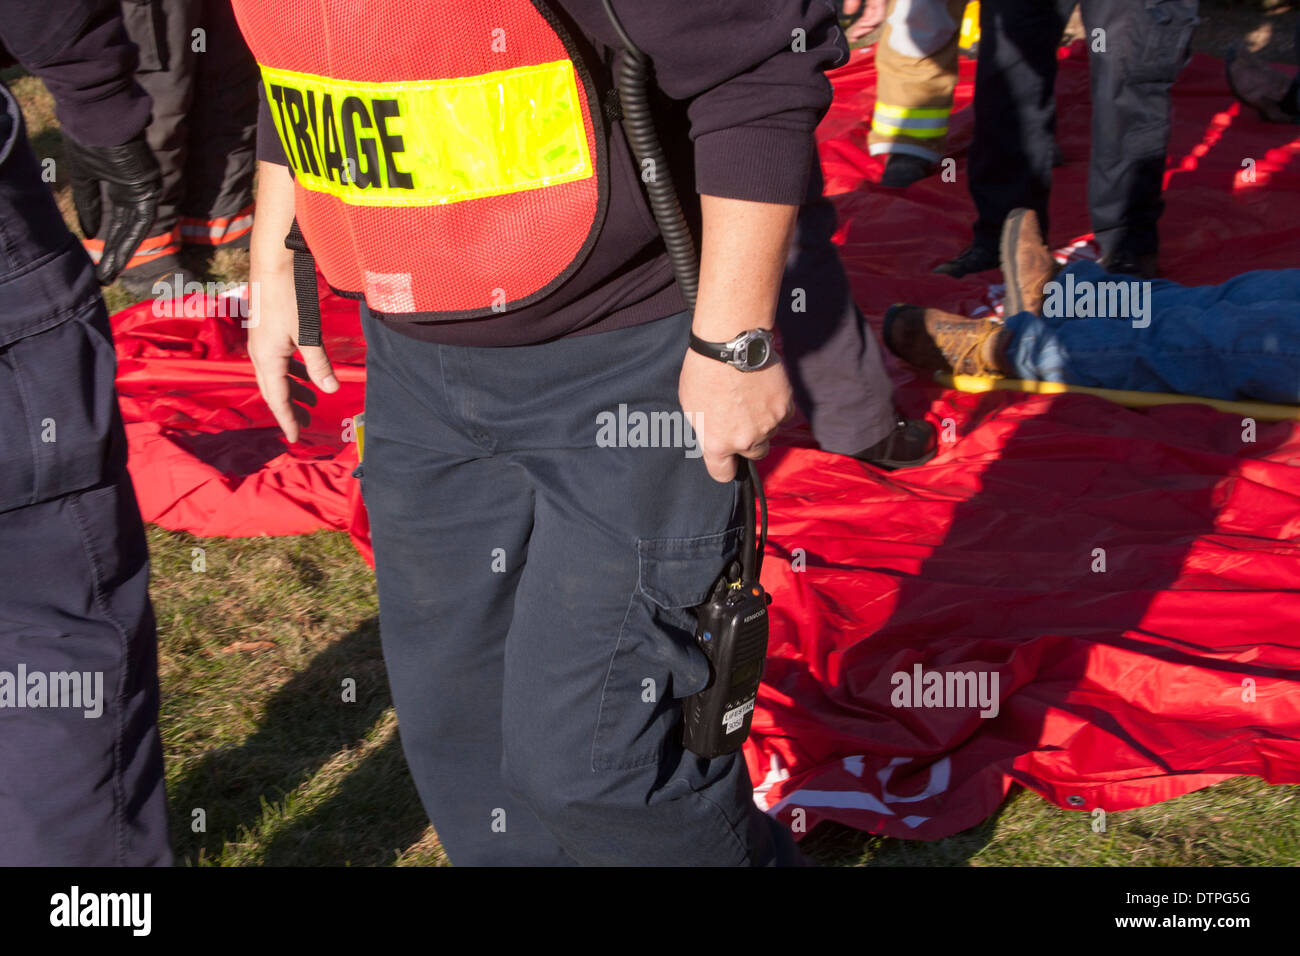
236, 0, 845, 865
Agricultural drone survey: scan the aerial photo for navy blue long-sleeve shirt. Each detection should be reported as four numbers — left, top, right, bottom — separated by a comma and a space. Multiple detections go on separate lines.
0, 0, 150, 147
250, 1, 847, 346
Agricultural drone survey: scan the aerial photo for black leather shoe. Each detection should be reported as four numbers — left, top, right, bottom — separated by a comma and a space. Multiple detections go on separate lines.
852, 417, 938, 470
933, 243, 998, 277
1098, 249, 1159, 280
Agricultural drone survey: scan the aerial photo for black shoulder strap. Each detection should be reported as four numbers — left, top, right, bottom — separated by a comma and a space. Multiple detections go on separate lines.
283, 219, 322, 348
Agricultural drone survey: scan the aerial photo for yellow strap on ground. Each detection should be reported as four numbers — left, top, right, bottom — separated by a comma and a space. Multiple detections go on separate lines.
936, 372, 1300, 422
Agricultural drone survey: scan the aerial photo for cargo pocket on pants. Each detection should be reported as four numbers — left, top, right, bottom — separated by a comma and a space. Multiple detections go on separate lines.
1123, 0, 1198, 85
591, 526, 742, 771
0, 311, 119, 513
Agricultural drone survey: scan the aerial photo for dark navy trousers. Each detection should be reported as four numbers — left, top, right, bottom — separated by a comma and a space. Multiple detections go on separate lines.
0, 84, 170, 865
971, 0, 1199, 257
360, 305, 804, 866
778, 157, 897, 456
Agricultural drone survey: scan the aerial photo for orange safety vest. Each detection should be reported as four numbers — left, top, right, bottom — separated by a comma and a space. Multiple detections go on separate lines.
231, 0, 608, 320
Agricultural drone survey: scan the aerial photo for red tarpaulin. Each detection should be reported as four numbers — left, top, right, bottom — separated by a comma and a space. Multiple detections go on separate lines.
113, 45, 1300, 839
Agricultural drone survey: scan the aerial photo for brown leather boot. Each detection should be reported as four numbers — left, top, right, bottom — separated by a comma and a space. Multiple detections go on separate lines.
1000, 208, 1057, 317
883, 305, 1009, 377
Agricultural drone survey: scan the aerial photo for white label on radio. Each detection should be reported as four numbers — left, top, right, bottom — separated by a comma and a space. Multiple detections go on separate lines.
722, 699, 756, 734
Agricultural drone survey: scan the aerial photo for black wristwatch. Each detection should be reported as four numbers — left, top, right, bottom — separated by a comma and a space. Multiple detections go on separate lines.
689, 328, 777, 372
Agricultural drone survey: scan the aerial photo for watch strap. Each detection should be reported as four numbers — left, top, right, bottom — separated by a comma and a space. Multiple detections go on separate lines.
689, 331, 735, 364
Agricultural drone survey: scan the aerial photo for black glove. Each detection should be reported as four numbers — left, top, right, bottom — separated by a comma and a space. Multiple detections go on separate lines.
63, 133, 163, 285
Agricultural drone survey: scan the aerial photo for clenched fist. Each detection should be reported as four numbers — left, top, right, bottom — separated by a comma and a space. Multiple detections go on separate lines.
678, 347, 794, 483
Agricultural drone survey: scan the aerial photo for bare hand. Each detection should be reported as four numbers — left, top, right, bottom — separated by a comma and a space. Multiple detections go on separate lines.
247, 267, 338, 443
678, 349, 794, 483
841, 0, 889, 43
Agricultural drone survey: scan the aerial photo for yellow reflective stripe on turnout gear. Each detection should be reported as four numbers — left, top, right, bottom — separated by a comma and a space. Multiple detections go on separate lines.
871, 102, 950, 138
261, 60, 593, 207
872, 104, 951, 120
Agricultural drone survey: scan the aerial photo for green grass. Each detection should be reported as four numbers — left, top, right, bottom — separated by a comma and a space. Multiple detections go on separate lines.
803, 777, 1300, 866
147, 528, 446, 867
10, 10, 1300, 863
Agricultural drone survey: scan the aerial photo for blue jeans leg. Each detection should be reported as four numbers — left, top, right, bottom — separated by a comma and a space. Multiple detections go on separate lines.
1004, 261, 1300, 403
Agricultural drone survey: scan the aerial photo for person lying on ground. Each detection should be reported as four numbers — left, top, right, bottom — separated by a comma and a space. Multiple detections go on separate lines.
883, 208, 1300, 405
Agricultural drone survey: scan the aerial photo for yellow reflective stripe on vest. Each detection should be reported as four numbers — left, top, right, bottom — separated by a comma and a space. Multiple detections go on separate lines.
261, 61, 593, 207
871, 102, 950, 138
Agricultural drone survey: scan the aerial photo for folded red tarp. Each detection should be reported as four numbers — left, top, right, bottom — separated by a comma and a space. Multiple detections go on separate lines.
113, 44, 1300, 839
115, 277, 365, 543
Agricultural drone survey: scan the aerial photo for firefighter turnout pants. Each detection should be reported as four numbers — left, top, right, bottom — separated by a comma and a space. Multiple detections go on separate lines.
869, 0, 970, 165
89, 0, 259, 275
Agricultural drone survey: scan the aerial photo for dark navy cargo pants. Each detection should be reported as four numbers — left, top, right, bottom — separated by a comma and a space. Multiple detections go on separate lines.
971, 0, 1199, 258
360, 305, 803, 866
0, 84, 170, 865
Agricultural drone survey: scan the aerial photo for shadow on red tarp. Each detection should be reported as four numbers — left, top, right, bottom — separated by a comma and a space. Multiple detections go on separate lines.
111, 43, 1300, 840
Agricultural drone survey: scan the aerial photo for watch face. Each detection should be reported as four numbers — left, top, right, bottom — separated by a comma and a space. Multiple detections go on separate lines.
742, 337, 770, 370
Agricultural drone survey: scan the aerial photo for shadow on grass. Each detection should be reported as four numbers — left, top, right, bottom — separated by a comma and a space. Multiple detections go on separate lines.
802, 793, 1010, 867
261, 734, 430, 866
168, 616, 426, 865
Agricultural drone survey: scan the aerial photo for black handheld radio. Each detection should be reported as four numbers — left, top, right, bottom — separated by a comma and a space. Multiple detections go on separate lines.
681, 462, 771, 757
600, 0, 772, 758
